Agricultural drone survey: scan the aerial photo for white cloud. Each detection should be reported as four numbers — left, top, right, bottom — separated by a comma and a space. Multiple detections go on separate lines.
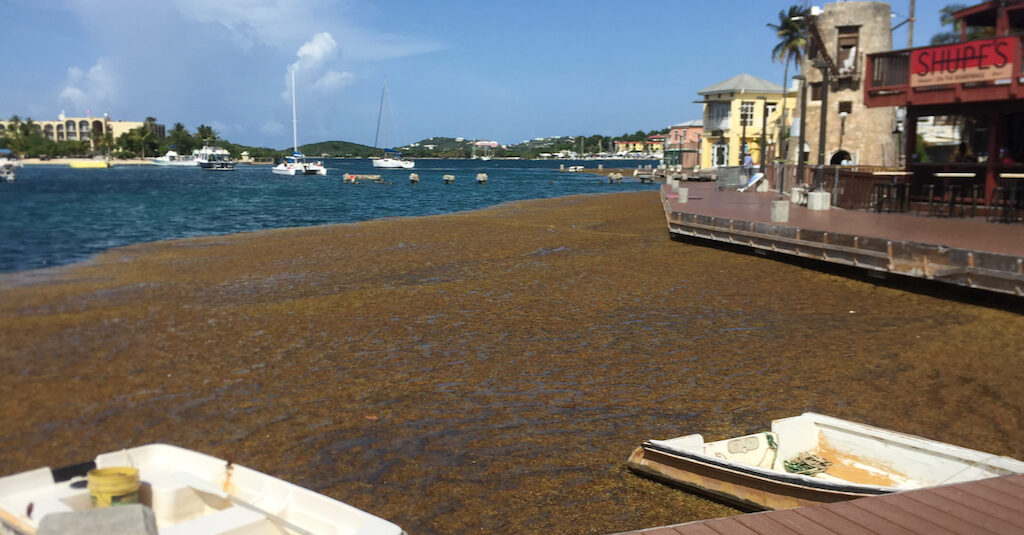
292, 32, 337, 72
282, 32, 350, 99
312, 70, 354, 93
58, 59, 117, 114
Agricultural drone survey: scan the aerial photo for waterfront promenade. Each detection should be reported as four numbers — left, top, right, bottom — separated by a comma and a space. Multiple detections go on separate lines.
2, 191, 1023, 534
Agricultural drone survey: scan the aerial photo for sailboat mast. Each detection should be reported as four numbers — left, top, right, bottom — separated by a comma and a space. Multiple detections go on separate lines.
291, 69, 298, 154
374, 79, 387, 151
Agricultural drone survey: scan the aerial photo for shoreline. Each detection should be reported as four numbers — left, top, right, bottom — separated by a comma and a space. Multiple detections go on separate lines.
20, 157, 153, 166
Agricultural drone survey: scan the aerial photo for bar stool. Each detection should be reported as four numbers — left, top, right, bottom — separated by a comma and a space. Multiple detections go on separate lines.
934, 172, 977, 217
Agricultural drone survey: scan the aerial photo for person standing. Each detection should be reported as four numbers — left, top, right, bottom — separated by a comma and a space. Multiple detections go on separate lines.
742, 153, 754, 178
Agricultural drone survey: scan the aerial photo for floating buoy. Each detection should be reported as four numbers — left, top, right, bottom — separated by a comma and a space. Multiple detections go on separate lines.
476, 173, 487, 184
409, 173, 419, 184
443, 174, 455, 184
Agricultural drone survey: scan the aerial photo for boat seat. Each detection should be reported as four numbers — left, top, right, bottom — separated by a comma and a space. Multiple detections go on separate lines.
159, 504, 269, 535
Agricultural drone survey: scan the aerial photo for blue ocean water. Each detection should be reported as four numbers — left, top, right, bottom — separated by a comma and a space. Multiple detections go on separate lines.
0, 159, 659, 273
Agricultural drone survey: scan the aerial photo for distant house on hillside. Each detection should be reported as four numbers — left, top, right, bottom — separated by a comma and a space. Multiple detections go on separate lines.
697, 73, 793, 168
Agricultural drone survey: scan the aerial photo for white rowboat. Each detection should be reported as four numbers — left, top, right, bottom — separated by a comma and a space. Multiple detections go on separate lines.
0, 443, 404, 535
627, 412, 1024, 511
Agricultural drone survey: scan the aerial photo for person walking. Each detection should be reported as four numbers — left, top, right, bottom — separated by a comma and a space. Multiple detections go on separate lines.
742, 153, 754, 178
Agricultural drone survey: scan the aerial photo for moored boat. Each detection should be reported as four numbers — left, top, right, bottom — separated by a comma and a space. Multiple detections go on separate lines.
194, 146, 235, 171
151, 150, 199, 167
0, 149, 18, 181
0, 443, 404, 535
272, 70, 327, 177
272, 153, 327, 176
68, 159, 112, 169
626, 412, 1024, 511
371, 150, 414, 169
370, 79, 414, 170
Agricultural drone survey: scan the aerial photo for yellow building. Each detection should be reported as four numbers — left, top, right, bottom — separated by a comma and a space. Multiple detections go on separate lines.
614, 140, 646, 153
697, 74, 795, 169
0, 114, 164, 151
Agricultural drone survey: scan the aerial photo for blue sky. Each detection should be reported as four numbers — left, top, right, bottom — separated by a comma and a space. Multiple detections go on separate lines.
2, 0, 948, 149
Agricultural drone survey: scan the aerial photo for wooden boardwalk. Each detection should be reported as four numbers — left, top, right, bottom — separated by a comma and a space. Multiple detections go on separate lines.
611, 474, 1024, 534
661, 183, 1024, 296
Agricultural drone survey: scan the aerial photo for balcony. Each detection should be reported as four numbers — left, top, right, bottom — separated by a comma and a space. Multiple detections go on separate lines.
865, 36, 1024, 108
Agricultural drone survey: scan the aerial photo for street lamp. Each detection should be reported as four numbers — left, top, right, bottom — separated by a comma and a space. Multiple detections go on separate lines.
839, 111, 848, 155
757, 96, 769, 174
794, 74, 808, 188
812, 59, 830, 191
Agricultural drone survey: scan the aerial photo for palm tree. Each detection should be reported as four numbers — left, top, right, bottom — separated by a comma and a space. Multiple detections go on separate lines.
930, 4, 991, 44
767, 5, 808, 161
195, 124, 218, 145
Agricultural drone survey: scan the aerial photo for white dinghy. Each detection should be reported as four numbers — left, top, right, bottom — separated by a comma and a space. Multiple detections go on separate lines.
0, 443, 403, 535
627, 412, 1024, 511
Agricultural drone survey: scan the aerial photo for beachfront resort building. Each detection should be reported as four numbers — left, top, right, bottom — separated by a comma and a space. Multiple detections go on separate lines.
0, 114, 165, 152
697, 73, 794, 168
790, 1, 897, 166
664, 120, 703, 169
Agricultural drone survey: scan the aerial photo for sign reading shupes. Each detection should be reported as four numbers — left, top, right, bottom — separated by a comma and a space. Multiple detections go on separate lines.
910, 37, 1016, 87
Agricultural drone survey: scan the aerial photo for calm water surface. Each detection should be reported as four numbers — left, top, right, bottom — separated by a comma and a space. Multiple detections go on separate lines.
0, 159, 657, 273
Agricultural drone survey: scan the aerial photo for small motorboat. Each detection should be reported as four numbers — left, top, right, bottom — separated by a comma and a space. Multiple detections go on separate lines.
151, 150, 199, 167
0, 149, 18, 181
68, 159, 112, 169
627, 412, 1024, 511
0, 443, 404, 535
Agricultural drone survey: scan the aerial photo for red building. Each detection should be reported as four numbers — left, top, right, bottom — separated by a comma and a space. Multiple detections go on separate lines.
865, 0, 1024, 207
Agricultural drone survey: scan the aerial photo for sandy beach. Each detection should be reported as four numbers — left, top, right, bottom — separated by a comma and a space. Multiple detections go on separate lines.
2, 191, 1023, 534
19, 157, 154, 166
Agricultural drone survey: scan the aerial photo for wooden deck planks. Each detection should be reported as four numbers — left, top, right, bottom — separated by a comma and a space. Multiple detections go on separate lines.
612, 475, 1024, 535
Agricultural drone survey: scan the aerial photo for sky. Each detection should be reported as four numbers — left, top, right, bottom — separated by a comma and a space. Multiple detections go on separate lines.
1, 0, 950, 149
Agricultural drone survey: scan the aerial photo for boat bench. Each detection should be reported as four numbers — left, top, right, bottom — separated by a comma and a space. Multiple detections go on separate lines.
159, 505, 268, 535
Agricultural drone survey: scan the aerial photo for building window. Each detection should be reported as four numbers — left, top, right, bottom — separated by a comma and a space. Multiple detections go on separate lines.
838, 101, 853, 114
811, 83, 823, 101
708, 102, 730, 130
837, 26, 859, 75
740, 101, 755, 127
765, 102, 778, 119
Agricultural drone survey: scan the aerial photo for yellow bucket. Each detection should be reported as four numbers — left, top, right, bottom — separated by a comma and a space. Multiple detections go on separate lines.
87, 467, 140, 508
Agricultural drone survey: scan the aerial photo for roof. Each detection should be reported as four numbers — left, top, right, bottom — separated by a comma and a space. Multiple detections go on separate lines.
698, 74, 784, 95
671, 120, 703, 128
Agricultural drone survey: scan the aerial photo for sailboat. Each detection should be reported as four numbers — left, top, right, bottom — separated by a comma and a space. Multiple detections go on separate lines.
371, 79, 414, 169
273, 69, 327, 176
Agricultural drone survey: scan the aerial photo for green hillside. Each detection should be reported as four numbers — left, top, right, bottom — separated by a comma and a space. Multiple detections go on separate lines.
293, 140, 378, 158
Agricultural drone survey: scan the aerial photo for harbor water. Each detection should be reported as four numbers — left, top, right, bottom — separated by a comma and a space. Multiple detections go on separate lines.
0, 159, 657, 273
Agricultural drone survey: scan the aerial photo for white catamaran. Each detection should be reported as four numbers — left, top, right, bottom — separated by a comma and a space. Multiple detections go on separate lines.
273, 69, 326, 176
371, 79, 414, 169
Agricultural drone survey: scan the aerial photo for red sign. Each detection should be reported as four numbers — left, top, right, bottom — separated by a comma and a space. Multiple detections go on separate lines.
910, 37, 1016, 87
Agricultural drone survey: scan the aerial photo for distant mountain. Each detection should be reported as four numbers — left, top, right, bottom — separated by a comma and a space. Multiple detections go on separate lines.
290, 140, 378, 158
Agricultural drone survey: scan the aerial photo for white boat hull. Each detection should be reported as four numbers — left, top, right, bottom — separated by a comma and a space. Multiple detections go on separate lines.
273, 161, 327, 176
0, 443, 403, 535
372, 158, 414, 169
628, 412, 1024, 510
